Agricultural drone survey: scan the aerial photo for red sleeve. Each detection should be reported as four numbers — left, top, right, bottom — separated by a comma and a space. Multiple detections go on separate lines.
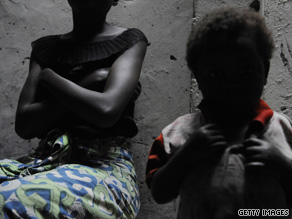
145, 133, 170, 188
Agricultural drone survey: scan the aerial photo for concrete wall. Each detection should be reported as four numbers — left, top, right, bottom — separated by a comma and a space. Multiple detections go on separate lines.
262, 1, 292, 117
0, 0, 292, 218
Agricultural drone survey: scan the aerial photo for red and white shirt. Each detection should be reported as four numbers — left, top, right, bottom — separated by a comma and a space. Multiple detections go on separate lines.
146, 100, 292, 218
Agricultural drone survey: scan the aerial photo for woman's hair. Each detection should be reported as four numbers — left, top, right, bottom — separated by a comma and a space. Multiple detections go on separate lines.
186, 7, 275, 75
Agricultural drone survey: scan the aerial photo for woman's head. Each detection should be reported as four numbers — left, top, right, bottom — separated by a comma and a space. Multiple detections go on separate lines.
186, 7, 275, 78
68, 0, 119, 14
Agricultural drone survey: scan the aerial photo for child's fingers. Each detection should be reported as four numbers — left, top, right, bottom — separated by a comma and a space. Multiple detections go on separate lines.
243, 145, 263, 155
205, 124, 224, 132
243, 137, 264, 147
204, 123, 220, 129
242, 145, 266, 163
245, 161, 266, 172
211, 141, 228, 150
202, 123, 223, 133
208, 135, 226, 144
245, 153, 265, 163
245, 161, 265, 167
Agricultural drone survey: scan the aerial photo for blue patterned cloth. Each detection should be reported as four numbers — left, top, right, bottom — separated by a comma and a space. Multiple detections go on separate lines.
0, 133, 140, 218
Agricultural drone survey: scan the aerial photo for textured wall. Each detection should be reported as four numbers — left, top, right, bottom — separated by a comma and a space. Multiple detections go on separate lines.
262, 1, 292, 117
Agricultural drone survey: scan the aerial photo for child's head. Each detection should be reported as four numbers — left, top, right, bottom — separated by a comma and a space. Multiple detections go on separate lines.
186, 7, 275, 116
186, 7, 274, 77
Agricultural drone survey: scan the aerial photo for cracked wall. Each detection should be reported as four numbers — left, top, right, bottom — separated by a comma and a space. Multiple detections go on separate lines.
0, 0, 292, 219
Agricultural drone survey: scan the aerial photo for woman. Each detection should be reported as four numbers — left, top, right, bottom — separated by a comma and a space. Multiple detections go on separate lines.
0, 0, 148, 218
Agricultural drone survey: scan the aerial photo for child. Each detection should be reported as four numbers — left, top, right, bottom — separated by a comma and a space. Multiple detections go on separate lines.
146, 7, 292, 219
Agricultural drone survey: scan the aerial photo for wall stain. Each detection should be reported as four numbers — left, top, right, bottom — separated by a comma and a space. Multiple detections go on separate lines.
280, 36, 292, 74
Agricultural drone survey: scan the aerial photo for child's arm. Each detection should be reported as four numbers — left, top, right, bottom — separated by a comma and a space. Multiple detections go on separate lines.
149, 142, 189, 204
149, 124, 227, 204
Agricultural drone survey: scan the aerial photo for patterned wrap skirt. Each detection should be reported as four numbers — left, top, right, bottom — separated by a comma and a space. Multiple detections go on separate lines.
0, 131, 140, 219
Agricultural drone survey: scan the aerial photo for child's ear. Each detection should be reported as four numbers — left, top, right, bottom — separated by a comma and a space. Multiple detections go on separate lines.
264, 60, 270, 85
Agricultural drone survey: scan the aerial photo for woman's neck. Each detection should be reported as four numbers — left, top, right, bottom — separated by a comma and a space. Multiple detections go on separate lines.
71, 11, 108, 41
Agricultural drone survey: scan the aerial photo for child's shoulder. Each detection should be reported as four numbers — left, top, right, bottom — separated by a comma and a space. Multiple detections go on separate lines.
161, 112, 204, 153
270, 111, 292, 128
264, 112, 292, 143
163, 113, 202, 131
262, 111, 292, 150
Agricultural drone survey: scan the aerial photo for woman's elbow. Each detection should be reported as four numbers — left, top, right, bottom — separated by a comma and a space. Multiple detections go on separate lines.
150, 181, 177, 204
15, 122, 34, 140
151, 192, 168, 204
90, 106, 121, 128
151, 186, 176, 204
15, 114, 37, 139
150, 173, 179, 204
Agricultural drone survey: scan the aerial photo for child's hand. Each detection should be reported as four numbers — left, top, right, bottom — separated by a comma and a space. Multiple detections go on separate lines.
243, 136, 292, 176
182, 124, 227, 164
